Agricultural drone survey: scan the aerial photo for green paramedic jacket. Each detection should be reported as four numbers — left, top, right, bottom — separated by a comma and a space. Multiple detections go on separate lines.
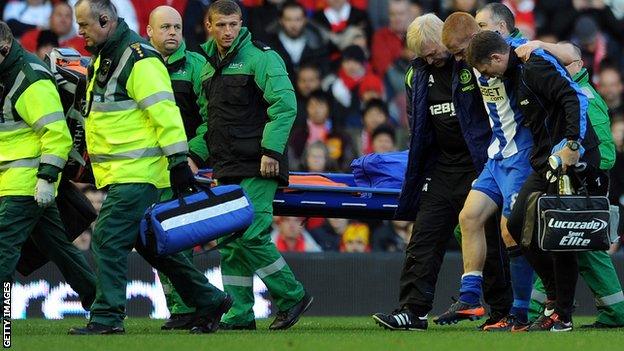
164, 41, 209, 165
198, 27, 296, 184
573, 67, 615, 170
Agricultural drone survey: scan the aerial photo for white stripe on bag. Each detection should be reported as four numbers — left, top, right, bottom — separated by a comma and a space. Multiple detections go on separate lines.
160, 196, 250, 231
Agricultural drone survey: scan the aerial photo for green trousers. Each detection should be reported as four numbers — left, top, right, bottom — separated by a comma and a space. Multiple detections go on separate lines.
158, 249, 196, 315
89, 184, 225, 327
219, 177, 305, 325
156, 188, 196, 315
530, 250, 624, 326
0, 196, 96, 310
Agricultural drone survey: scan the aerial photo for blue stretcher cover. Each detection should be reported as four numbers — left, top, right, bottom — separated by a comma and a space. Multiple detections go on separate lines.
197, 171, 405, 220
273, 172, 404, 220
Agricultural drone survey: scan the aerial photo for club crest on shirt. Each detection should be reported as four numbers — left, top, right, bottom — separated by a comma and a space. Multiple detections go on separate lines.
459, 69, 472, 84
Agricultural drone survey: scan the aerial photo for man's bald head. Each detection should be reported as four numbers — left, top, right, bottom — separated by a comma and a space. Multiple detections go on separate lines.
147, 5, 183, 58
149, 5, 182, 26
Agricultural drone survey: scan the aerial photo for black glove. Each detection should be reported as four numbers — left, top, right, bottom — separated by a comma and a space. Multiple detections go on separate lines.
169, 162, 196, 197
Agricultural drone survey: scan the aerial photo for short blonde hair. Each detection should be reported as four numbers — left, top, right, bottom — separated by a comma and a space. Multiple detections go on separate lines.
406, 13, 444, 58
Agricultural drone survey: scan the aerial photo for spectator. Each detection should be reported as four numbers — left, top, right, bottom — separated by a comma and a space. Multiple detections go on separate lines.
310, 218, 349, 251
359, 99, 390, 155
444, 0, 482, 17
340, 222, 370, 252
329, 45, 383, 128
266, 1, 330, 82
35, 29, 58, 59
371, 220, 412, 252
312, 0, 372, 62
290, 90, 357, 171
272, 216, 323, 252
371, 124, 397, 154
503, 0, 536, 39
598, 65, 624, 117
358, 73, 385, 103
571, 15, 624, 82
245, 0, 285, 42
294, 63, 322, 126
301, 141, 335, 172
409, 0, 425, 18
371, 0, 413, 77
20, 1, 88, 55
313, 0, 372, 38
3, 0, 52, 38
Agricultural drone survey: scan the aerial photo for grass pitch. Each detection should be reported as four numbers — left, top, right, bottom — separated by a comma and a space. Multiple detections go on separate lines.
9, 317, 624, 351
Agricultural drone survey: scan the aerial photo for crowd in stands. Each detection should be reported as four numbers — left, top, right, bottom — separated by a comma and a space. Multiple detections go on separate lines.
4, 0, 624, 253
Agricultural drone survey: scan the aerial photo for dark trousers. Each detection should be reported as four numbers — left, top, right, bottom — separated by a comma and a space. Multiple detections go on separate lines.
0, 196, 96, 310
508, 167, 609, 321
399, 167, 512, 316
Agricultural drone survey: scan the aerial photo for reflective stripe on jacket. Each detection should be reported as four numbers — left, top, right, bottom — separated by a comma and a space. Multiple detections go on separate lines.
84, 19, 188, 189
0, 42, 71, 196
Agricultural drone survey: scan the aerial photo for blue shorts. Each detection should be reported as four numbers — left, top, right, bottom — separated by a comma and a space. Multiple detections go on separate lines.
472, 148, 532, 217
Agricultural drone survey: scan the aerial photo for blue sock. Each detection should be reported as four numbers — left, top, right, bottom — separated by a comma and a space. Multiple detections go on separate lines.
459, 272, 483, 305
508, 246, 533, 323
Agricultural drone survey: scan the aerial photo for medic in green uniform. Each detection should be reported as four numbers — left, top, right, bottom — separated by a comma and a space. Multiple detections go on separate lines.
0, 21, 96, 313
68, 0, 229, 335
199, 0, 313, 330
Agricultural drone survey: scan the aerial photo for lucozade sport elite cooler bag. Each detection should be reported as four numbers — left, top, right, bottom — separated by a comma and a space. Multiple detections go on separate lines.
537, 195, 611, 251
140, 185, 254, 256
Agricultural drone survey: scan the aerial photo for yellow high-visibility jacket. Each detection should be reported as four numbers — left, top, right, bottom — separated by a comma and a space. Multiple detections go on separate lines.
0, 42, 72, 196
84, 19, 188, 189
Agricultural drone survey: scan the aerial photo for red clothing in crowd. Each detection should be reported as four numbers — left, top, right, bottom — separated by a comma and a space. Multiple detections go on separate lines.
275, 233, 307, 252
503, 0, 536, 39
371, 27, 404, 77
20, 29, 89, 55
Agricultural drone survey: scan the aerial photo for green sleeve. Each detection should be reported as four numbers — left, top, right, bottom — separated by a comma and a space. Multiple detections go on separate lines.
253, 50, 296, 156
583, 85, 615, 170
188, 123, 208, 162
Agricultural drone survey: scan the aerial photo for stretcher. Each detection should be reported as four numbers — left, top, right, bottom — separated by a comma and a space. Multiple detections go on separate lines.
197, 171, 403, 220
